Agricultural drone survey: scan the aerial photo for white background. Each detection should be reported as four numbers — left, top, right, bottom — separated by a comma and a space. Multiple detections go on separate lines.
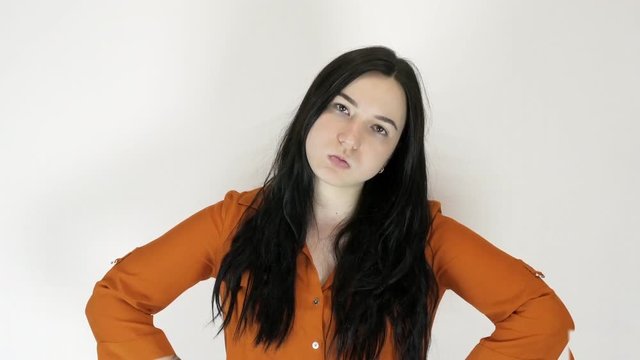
1, 0, 638, 359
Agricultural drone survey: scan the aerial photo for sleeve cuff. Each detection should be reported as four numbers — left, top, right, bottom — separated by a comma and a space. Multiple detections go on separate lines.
96, 331, 176, 360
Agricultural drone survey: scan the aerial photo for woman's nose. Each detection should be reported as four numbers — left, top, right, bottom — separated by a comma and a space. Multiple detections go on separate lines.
338, 123, 362, 150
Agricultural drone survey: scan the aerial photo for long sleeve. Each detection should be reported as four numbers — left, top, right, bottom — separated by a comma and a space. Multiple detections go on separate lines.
426, 201, 575, 359
85, 190, 239, 359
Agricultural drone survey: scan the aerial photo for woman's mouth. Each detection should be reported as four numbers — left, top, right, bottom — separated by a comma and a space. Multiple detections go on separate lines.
328, 155, 350, 169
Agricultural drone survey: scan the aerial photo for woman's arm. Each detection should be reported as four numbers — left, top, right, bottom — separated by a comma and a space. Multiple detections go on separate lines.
426, 201, 575, 359
85, 190, 239, 359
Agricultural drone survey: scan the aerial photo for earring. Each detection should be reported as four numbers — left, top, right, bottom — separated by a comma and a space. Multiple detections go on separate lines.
378, 167, 384, 174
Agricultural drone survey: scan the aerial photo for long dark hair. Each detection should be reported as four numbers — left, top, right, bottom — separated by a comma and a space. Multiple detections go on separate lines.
211, 45, 439, 360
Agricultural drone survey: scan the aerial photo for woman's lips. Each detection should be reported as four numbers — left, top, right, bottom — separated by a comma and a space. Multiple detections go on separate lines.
328, 155, 350, 169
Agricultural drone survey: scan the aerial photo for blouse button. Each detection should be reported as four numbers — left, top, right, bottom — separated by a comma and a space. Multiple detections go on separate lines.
311, 341, 320, 350
313, 297, 320, 305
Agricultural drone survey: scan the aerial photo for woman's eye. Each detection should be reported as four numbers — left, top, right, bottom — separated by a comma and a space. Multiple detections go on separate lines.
373, 125, 388, 136
334, 103, 349, 115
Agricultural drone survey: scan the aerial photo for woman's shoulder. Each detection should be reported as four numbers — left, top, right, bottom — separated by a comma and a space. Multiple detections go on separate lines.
427, 199, 442, 219
216, 186, 264, 211
200, 186, 264, 251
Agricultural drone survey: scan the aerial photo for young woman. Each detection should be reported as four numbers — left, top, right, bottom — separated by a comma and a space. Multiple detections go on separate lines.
85, 46, 575, 360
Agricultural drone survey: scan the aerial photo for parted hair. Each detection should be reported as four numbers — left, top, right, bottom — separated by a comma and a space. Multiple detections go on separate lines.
210, 45, 439, 360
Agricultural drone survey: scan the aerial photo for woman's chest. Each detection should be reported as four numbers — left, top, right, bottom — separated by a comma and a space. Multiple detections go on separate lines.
305, 228, 337, 285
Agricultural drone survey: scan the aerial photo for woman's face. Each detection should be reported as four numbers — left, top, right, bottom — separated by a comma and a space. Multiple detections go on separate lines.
305, 71, 407, 188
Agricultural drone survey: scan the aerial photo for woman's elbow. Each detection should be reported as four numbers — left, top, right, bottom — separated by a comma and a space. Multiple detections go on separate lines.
537, 291, 575, 342
85, 286, 102, 332
85, 282, 116, 338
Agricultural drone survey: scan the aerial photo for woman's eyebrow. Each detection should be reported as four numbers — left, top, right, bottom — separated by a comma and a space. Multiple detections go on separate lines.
337, 92, 398, 130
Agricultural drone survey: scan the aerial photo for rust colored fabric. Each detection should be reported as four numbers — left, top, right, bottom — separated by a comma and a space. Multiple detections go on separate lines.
86, 187, 575, 359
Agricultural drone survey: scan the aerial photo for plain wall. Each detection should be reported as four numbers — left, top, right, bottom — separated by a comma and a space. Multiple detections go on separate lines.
1, 0, 638, 358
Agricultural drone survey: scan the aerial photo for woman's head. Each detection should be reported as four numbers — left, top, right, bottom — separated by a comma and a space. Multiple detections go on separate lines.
305, 70, 407, 188
270, 45, 429, 202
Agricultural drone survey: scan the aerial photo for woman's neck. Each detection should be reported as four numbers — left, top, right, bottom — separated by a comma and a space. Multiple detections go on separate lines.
311, 180, 362, 224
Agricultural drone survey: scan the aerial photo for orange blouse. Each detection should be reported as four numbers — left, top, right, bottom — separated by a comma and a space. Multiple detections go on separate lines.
85, 187, 575, 359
